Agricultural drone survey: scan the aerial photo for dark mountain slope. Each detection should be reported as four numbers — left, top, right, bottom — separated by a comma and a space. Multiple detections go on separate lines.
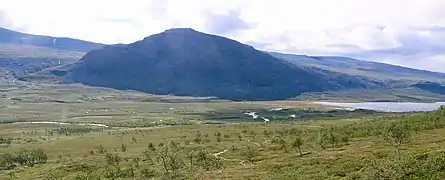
62, 28, 378, 100
413, 82, 445, 95
0, 27, 104, 52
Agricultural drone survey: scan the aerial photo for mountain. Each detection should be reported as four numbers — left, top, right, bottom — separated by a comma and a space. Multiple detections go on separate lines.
269, 52, 445, 101
269, 52, 445, 82
0, 27, 105, 82
57, 28, 380, 100
0, 27, 104, 52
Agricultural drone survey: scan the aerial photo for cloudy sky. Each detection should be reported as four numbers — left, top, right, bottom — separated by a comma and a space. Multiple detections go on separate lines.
0, 0, 445, 72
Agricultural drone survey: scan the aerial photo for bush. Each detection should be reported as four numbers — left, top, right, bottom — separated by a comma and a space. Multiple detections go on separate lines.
242, 146, 260, 164
195, 151, 224, 171
368, 151, 445, 180
0, 136, 13, 145
0, 149, 48, 169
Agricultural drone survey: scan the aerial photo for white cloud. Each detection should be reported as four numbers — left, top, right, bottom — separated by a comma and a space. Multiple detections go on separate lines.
0, 0, 444, 72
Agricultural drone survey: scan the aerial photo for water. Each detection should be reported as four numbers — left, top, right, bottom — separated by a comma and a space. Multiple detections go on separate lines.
314, 102, 445, 112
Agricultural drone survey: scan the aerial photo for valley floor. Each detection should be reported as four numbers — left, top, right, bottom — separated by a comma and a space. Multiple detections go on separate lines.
1, 84, 445, 179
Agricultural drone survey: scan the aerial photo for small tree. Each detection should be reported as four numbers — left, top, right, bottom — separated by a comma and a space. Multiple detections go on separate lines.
215, 132, 222, 137
148, 143, 156, 151
317, 129, 328, 150
140, 168, 157, 179
326, 127, 339, 150
383, 122, 411, 155
196, 151, 223, 171
186, 151, 195, 172
242, 146, 260, 164
271, 136, 288, 152
31, 149, 48, 165
121, 144, 127, 152
104, 153, 121, 170
156, 146, 185, 178
292, 137, 304, 157
98, 145, 106, 154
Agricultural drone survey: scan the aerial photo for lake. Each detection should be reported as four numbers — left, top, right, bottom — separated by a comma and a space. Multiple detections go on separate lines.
314, 102, 445, 112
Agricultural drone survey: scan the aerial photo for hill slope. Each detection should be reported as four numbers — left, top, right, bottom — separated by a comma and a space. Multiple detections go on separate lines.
60, 28, 379, 100
0, 44, 84, 82
0, 27, 104, 52
269, 52, 445, 82
269, 52, 445, 101
0, 27, 104, 82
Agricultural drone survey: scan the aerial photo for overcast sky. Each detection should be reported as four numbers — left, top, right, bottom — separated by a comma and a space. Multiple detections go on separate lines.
0, 0, 445, 72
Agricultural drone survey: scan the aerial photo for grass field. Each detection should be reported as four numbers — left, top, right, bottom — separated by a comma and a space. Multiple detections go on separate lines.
1, 84, 445, 179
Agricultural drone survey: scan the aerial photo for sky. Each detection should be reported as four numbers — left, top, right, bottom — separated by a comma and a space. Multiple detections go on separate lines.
0, 0, 445, 72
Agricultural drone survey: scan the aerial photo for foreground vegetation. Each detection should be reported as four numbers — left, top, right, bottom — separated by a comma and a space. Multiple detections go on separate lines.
1, 105, 445, 179
1, 84, 445, 179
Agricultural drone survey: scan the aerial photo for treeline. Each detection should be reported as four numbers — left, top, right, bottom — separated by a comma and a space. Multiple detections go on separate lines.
49, 127, 105, 136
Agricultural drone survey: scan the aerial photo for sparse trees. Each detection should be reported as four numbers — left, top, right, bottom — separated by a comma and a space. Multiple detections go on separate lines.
0, 137, 12, 145
0, 153, 16, 170
214, 131, 222, 137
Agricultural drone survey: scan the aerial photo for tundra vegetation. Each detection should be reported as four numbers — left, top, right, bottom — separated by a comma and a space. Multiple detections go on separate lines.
1, 85, 445, 179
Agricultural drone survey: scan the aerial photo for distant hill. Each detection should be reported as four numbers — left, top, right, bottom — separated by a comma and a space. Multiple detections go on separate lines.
4, 27, 445, 102
56, 28, 380, 100
0, 27, 104, 52
268, 52, 445, 102
0, 27, 104, 82
269, 52, 445, 82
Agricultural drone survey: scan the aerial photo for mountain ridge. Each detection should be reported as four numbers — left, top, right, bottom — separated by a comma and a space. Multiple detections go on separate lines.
59, 28, 379, 100
269, 52, 445, 82
1, 27, 444, 101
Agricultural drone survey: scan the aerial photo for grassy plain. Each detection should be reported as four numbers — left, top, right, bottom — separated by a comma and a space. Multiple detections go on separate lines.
1, 84, 445, 179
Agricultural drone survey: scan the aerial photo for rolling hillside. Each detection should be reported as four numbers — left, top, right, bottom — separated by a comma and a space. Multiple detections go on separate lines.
0, 27, 105, 82
0, 27, 104, 52
269, 52, 445, 82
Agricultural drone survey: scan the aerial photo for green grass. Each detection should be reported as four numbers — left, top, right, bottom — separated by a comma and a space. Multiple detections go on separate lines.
1, 84, 445, 179
2, 111, 445, 179
0, 84, 338, 126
